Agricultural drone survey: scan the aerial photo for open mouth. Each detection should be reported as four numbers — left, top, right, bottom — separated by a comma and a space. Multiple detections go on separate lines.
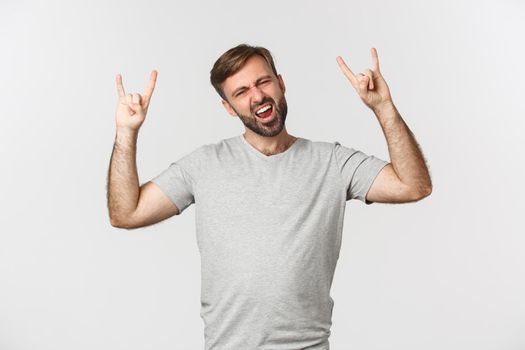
254, 104, 274, 121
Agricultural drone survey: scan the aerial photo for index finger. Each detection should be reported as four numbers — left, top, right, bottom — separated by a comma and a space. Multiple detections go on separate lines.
116, 73, 126, 97
143, 70, 158, 100
336, 56, 358, 87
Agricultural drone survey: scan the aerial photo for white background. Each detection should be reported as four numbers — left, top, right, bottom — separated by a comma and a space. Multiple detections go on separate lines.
1, 0, 524, 349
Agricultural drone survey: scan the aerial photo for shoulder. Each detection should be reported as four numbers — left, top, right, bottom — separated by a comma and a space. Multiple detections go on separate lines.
179, 136, 235, 159
198, 135, 240, 158
331, 140, 360, 159
297, 137, 331, 149
178, 136, 242, 168
300, 137, 353, 156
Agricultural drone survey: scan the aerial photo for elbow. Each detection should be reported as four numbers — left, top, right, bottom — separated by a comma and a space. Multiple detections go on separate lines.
109, 214, 136, 230
415, 185, 432, 200
109, 214, 119, 227
423, 180, 433, 197
110, 217, 125, 229
406, 183, 432, 202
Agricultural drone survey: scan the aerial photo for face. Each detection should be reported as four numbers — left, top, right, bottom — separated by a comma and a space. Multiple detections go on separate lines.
221, 55, 288, 137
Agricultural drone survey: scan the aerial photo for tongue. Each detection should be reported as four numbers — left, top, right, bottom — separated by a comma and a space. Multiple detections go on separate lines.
258, 107, 272, 118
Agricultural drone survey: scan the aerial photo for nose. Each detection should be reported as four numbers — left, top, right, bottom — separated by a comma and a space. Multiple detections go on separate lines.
250, 86, 265, 104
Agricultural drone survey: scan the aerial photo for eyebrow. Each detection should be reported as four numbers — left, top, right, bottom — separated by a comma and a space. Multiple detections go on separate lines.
231, 75, 273, 97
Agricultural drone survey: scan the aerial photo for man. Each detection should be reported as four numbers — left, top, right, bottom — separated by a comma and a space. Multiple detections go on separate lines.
107, 43, 432, 350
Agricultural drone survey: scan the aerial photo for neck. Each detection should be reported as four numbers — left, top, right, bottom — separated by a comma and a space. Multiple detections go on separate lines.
242, 128, 297, 156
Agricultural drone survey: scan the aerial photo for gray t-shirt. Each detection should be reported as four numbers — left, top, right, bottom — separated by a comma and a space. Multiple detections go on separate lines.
150, 134, 389, 350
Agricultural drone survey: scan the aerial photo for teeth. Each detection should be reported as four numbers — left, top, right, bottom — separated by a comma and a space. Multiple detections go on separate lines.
256, 104, 271, 115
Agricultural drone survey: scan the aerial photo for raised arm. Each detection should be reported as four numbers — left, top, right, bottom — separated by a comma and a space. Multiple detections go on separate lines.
336, 48, 432, 203
107, 71, 180, 229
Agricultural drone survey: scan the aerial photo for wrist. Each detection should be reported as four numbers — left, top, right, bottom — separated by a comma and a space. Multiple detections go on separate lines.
116, 126, 139, 137
115, 127, 139, 145
372, 100, 396, 117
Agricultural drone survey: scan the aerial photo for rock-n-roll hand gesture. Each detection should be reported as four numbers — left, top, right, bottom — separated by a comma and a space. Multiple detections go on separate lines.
336, 48, 393, 112
115, 70, 158, 131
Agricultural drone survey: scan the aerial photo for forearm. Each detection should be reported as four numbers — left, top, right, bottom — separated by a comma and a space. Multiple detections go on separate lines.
373, 102, 432, 195
107, 128, 140, 225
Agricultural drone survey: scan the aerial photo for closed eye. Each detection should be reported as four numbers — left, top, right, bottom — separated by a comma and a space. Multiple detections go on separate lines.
234, 79, 272, 97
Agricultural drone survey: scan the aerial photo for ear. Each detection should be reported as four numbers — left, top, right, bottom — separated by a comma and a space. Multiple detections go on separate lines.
222, 99, 237, 117
277, 74, 286, 94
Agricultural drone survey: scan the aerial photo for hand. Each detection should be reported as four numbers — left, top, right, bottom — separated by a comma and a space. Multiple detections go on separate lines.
115, 70, 158, 131
336, 48, 393, 112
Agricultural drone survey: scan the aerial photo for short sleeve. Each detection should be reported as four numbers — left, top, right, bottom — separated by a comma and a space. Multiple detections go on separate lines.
333, 141, 389, 205
150, 161, 195, 214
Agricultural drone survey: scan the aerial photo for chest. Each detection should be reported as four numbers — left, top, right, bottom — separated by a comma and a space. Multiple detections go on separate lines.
194, 159, 342, 224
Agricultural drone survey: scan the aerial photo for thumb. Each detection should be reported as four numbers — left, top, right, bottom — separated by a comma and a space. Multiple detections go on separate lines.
357, 77, 369, 97
360, 76, 369, 89
128, 102, 144, 115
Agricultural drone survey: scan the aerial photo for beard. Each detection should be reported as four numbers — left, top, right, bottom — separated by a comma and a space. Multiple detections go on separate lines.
231, 94, 288, 137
